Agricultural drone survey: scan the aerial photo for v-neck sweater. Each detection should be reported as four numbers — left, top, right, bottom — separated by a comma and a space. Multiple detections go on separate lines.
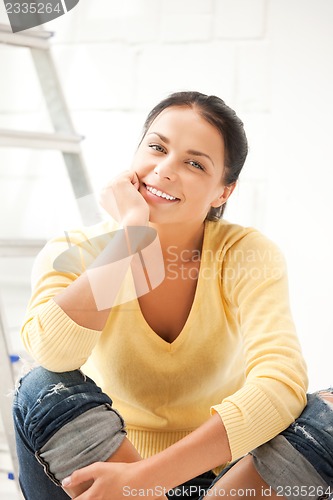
21, 219, 308, 463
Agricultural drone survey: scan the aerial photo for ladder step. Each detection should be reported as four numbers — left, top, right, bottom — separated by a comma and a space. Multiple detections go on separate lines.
0, 23, 53, 50
0, 239, 46, 257
0, 129, 83, 153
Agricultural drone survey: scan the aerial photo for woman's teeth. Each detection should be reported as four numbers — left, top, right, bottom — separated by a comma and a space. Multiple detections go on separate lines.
146, 185, 177, 201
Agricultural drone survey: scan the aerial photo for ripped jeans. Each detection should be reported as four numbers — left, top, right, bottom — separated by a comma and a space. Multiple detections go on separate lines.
203, 390, 333, 500
13, 367, 333, 500
13, 367, 127, 499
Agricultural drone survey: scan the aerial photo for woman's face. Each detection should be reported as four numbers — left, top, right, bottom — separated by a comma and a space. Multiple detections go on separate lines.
132, 105, 231, 225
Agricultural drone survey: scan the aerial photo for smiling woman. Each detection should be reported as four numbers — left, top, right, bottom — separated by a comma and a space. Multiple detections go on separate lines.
133, 106, 234, 225
12, 91, 332, 500
138, 91, 248, 221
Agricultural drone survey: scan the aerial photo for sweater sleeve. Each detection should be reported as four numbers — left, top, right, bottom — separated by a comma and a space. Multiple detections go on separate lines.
20, 223, 115, 372
211, 230, 308, 460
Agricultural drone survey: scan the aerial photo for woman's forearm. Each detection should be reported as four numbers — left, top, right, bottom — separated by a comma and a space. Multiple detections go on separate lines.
133, 413, 231, 492
54, 171, 151, 331
54, 223, 151, 331
63, 413, 232, 497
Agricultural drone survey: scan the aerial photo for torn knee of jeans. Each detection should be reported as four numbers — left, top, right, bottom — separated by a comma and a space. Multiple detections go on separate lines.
35, 383, 69, 405
290, 423, 318, 444
14, 379, 22, 395
318, 390, 333, 409
46, 383, 68, 396
78, 369, 87, 382
14, 361, 40, 395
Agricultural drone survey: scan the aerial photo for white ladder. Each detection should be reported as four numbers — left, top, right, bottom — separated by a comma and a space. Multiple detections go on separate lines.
0, 23, 100, 495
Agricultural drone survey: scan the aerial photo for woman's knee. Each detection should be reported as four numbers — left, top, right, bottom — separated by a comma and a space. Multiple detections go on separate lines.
13, 366, 112, 414
13, 366, 84, 412
14, 366, 113, 429
204, 455, 284, 499
318, 389, 333, 407
13, 366, 130, 486
16, 366, 85, 396
13, 367, 95, 448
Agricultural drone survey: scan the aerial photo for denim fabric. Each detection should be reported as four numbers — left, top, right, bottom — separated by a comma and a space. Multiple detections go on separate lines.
279, 390, 333, 487
13, 367, 216, 500
13, 368, 333, 500
37, 404, 126, 484
13, 367, 124, 499
198, 459, 242, 499
167, 470, 216, 499
202, 390, 333, 500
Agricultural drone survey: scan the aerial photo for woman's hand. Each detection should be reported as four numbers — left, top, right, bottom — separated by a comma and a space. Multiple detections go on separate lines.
62, 461, 165, 499
100, 170, 149, 227
62, 414, 231, 499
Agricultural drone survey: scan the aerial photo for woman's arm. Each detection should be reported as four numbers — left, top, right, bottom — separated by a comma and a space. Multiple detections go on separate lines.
21, 171, 153, 370
213, 230, 308, 460
63, 413, 231, 499
54, 170, 150, 330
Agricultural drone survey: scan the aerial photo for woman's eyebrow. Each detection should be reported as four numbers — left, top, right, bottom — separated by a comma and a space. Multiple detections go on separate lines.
147, 132, 169, 143
147, 132, 215, 167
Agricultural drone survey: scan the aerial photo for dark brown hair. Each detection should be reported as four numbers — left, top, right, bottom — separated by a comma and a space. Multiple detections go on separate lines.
142, 91, 248, 220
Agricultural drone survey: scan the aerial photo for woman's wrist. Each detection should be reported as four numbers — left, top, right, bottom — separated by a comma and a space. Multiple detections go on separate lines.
125, 455, 175, 494
121, 210, 149, 228
126, 414, 231, 494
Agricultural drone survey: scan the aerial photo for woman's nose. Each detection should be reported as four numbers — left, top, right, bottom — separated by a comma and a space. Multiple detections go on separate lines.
153, 155, 178, 181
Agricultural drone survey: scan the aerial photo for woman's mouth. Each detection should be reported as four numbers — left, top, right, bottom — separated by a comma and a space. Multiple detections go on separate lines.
144, 184, 179, 202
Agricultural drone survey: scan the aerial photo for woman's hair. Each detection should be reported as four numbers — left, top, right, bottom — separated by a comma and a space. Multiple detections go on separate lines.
142, 91, 248, 220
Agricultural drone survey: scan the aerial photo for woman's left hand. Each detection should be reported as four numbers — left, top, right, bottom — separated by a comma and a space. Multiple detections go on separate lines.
62, 461, 163, 499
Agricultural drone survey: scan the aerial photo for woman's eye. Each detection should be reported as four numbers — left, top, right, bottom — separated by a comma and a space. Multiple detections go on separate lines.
187, 160, 205, 171
149, 143, 166, 153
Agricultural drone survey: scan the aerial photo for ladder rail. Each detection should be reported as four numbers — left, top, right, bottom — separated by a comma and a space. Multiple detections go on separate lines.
0, 22, 101, 497
0, 23, 101, 226
30, 47, 100, 223
0, 239, 46, 257
0, 128, 83, 152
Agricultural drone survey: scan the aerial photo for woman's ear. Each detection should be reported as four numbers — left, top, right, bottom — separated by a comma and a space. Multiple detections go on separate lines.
210, 183, 236, 208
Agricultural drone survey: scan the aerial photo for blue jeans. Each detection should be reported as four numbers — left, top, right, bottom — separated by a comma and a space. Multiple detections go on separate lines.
203, 390, 333, 500
13, 367, 126, 499
13, 367, 214, 500
13, 368, 333, 500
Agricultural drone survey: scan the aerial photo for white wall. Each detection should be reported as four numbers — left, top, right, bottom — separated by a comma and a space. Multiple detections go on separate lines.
0, 0, 332, 390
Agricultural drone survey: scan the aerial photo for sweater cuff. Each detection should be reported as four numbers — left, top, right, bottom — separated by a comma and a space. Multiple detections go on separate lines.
22, 299, 102, 372
211, 384, 285, 461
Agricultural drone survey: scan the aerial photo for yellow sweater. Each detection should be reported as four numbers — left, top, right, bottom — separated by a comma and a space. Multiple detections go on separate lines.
21, 219, 308, 463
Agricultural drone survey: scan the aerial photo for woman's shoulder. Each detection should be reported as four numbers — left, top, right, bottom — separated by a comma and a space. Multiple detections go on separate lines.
205, 219, 285, 263
205, 218, 270, 246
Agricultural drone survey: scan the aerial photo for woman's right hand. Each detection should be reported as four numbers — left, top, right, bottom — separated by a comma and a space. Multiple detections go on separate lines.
99, 170, 149, 227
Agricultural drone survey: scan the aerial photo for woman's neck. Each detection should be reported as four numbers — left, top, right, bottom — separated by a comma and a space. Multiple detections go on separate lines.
150, 220, 206, 259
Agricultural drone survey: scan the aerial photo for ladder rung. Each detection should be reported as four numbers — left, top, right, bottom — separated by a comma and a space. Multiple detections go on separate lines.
0, 129, 83, 153
0, 23, 53, 50
0, 239, 46, 257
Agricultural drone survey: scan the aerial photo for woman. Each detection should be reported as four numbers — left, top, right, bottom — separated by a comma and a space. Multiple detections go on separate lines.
13, 91, 333, 499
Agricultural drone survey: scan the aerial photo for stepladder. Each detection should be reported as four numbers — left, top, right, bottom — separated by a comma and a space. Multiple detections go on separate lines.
0, 21, 101, 496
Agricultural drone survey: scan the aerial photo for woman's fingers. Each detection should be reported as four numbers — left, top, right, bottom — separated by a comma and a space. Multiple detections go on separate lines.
128, 170, 140, 190
99, 170, 149, 225
62, 464, 95, 489
62, 462, 136, 500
